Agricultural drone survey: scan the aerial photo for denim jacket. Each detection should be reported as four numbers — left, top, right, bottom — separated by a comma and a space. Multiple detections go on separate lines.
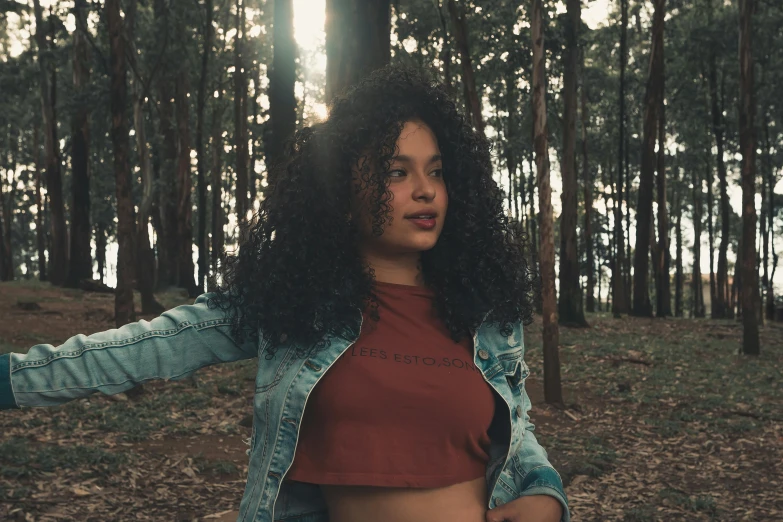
0, 293, 570, 522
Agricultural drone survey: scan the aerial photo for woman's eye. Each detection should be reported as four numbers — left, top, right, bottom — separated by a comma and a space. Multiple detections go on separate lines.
431, 169, 443, 177
388, 169, 405, 178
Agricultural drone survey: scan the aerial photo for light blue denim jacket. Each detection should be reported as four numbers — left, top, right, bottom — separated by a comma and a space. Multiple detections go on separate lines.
0, 293, 570, 521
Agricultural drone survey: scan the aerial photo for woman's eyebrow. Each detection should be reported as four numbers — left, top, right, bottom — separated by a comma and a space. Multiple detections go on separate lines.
392, 154, 443, 165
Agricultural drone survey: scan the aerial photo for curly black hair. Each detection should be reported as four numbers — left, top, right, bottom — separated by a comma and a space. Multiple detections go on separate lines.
208, 63, 536, 360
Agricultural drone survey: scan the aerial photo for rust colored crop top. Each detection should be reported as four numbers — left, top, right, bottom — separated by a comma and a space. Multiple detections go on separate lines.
284, 280, 496, 488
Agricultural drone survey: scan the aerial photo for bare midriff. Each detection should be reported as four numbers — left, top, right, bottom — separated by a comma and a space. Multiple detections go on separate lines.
319, 476, 488, 522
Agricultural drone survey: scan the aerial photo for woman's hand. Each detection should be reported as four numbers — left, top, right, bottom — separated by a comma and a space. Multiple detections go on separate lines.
485, 494, 563, 522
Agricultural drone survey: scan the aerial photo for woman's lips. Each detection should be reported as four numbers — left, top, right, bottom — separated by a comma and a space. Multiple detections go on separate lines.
407, 217, 436, 229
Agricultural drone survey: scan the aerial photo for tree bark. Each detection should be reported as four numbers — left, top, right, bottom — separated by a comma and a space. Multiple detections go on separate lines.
107, 0, 137, 326
762, 115, 775, 320
126, 0, 163, 314
325, 0, 391, 102
0, 128, 15, 281
437, 1, 452, 94
709, 51, 730, 318
447, 0, 484, 136
154, 0, 180, 291
529, 149, 540, 315
581, 53, 594, 313
210, 101, 226, 289
504, 77, 516, 222
32, 0, 68, 286
531, 0, 563, 406
196, 0, 213, 292
34, 124, 47, 281
738, 0, 759, 355
234, 0, 250, 221
706, 149, 716, 317
175, 68, 197, 296
66, 0, 93, 288
613, 0, 629, 315
674, 164, 683, 317
692, 164, 705, 317
558, 0, 587, 326
632, 0, 665, 317
655, 66, 671, 317
265, 0, 298, 191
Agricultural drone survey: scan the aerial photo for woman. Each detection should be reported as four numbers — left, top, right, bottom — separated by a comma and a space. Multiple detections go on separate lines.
0, 65, 569, 522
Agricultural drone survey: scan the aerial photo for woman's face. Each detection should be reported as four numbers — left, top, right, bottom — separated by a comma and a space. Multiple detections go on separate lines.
351, 120, 448, 258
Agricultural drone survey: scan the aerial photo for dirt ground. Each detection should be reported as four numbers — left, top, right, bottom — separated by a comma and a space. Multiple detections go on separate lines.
1, 280, 781, 521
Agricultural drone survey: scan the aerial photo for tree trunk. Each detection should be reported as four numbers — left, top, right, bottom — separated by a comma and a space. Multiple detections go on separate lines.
175, 69, 197, 296
692, 164, 705, 317
33, 124, 47, 281
437, 1, 452, 94
632, 0, 665, 317
210, 102, 226, 289
674, 165, 683, 317
709, 53, 730, 318
762, 115, 775, 321
759, 113, 768, 324
655, 58, 671, 317
504, 78, 516, 222
325, 0, 391, 102
581, 53, 594, 313
529, 150, 540, 315
127, 0, 163, 314
613, 0, 629, 315
32, 0, 68, 286
266, 0, 297, 191
531, 0, 563, 406
738, 0, 759, 355
96, 221, 106, 283
66, 0, 93, 288
107, 0, 137, 326
706, 151, 716, 317
234, 0, 250, 221
558, 0, 587, 327
154, 0, 180, 291
0, 128, 14, 281
447, 0, 484, 136
196, 0, 213, 292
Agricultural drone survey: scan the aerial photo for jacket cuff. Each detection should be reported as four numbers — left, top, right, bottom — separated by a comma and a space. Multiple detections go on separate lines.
517, 466, 570, 522
0, 353, 20, 410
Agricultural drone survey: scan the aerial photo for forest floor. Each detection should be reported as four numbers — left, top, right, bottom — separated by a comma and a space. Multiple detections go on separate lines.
0, 280, 781, 522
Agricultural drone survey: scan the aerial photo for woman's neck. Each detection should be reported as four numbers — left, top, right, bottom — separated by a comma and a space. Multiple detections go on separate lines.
362, 252, 427, 287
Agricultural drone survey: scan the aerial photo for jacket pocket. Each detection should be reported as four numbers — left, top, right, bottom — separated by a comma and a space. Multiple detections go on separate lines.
502, 353, 530, 390
255, 337, 296, 392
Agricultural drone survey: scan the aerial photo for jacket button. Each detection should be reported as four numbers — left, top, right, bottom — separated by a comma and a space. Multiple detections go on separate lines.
478, 349, 489, 360
516, 405, 523, 418
494, 497, 505, 506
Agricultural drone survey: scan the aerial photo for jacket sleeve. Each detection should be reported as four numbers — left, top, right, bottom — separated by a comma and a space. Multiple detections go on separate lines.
511, 381, 571, 522
0, 292, 258, 410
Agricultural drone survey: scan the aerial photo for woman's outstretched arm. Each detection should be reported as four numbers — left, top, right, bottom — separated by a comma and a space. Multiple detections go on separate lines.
0, 292, 258, 410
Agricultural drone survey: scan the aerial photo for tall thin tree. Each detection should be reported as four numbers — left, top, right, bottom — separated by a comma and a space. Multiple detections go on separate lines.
32, 0, 67, 286
196, 0, 214, 291
266, 0, 297, 189
632, 0, 665, 317
613, 0, 629, 315
107, 0, 136, 325
655, 51, 671, 317
532, 0, 563, 406
738, 0, 759, 355
558, 0, 588, 327
447, 0, 484, 136
581, 52, 594, 313
234, 0, 250, 221
66, 0, 92, 288
325, 0, 391, 102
